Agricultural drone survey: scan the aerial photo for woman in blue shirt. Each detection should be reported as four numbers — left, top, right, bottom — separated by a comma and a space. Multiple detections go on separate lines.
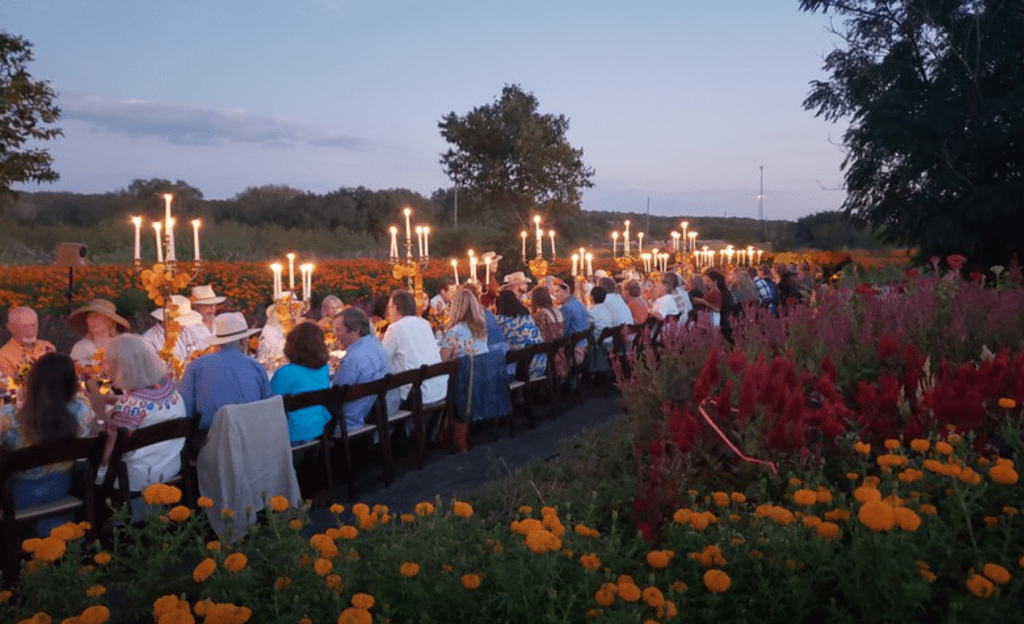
270, 321, 331, 444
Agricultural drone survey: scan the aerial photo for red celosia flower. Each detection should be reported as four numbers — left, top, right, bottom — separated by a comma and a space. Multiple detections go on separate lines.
946, 254, 967, 270
969, 271, 984, 284
854, 283, 879, 297
904, 268, 919, 279
878, 334, 899, 359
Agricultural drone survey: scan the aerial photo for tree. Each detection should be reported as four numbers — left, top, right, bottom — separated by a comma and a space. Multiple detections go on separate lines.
438, 84, 595, 230
800, 0, 1024, 267
0, 32, 62, 195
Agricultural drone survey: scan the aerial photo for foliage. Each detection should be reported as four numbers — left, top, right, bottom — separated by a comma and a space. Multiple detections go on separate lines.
438, 84, 595, 231
800, 0, 1024, 268
0, 32, 63, 196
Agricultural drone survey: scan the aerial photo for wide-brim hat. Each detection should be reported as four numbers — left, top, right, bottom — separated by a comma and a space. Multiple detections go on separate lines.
503, 271, 533, 285
151, 294, 203, 326
68, 299, 130, 335
594, 269, 609, 279
191, 284, 226, 305
206, 312, 261, 346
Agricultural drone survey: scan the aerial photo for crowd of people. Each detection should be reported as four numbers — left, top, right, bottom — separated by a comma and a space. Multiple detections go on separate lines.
0, 260, 813, 534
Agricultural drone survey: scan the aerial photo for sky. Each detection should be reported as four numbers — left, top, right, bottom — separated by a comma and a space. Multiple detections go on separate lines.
6, 1, 849, 222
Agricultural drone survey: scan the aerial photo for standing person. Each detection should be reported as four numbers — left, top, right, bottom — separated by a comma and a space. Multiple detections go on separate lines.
0, 306, 56, 379
190, 285, 226, 334
596, 277, 632, 326
142, 295, 212, 364
270, 322, 331, 444
0, 353, 95, 536
754, 264, 779, 317
622, 279, 650, 324
440, 288, 489, 360
381, 290, 446, 406
333, 307, 394, 431
777, 269, 804, 312
494, 289, 546, 379
730, 268, 758, 315
67, 299, 130, 368
649, 276, 681, 321
179, 313, 270, 430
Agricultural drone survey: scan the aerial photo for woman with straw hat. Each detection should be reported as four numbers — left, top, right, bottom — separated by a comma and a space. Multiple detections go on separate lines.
68, 299, 130, 368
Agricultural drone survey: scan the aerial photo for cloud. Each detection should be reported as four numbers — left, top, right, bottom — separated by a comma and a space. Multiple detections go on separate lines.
60, 94, 373, 150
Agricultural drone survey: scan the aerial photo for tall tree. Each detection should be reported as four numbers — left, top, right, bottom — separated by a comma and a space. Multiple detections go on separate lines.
438, 84, 595, 230
800, 0, 1024, 267
0, 32, 63, 196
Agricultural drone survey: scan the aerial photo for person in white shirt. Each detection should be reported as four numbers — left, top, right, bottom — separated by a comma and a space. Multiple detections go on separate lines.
650, 277, 681, 321
587, 287, 615, 344
596, 277, 633, 326
429, 280, 454, 314
664, 272, 694, 319
381, 290, 447, 405
142, 295, 212, 364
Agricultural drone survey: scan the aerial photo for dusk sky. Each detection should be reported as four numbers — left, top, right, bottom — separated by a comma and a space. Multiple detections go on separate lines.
7, 1, 848, 221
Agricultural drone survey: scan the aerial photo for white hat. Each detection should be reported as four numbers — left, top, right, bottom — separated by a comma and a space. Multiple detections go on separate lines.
206, 312, 261, 346
152, 295, 203, 326
594, 269, 609, 279
503, 271, 533, 285
191, 284, 226, 305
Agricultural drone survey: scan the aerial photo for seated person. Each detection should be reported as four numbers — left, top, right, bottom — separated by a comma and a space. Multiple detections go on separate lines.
1, 306, 56, 380
333, 307, 397, 431
142, 295, 212, 364
67, 299, 130, 369
587, 286, 615, 344
381, 290, 446, 406
440, 287, 489, 360
256, 304, 286, 371
190, 284, 226, 334
180, 313, 270, 430
270, 321, 331, 444
494, 290, 546, 379
0, 353, 95, 536
623, 279, 650, 324
650, 276, 681, 321
429, 280, 454, 314
596, 277, 632, 326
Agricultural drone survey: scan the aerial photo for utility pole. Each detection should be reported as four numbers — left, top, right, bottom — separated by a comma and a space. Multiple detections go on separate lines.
758, 166, 765, 239
454, 185, 458, 228
646, 197, 651, 234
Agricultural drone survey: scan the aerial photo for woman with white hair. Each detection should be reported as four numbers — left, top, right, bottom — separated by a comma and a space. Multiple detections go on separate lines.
85, 334, 186, 498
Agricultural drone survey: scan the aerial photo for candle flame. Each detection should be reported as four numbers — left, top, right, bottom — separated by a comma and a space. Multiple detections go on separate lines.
403, 207, 411, 216
191, 219, 201, 228
131, 216, 142, 226
390, 226, 398, 234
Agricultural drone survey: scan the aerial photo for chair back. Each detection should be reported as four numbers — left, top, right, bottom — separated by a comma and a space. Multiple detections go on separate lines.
105, 415, 198, 506
454, 351, 511, 422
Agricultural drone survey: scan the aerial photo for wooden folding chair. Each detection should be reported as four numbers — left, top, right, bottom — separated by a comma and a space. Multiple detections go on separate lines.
1, 434, 107, 585
417, 359, 459, 450
506, 342, 552, 429
282, 388, 341, 505
103, 415, 199, 515
334, 377, 404, 491
563, 330, 593, 404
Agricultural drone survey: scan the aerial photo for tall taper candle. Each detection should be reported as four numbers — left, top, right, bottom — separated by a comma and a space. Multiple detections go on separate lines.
415, 226, 423, 258
287, 253, 295, 291
191, 219, 201, 261
624, 220, 630, 254
612, 232, 618, 257
520, 231, 527, 261
571, 254, 579, 276
451, 259, 459, 286
389, 226, 399, 259
131, 216, 142, 260
167, 218, 176, 261
403, 208, 412, 250
549, 230, 556, 257
424, 227, 430, 257
153, 222, 163, 263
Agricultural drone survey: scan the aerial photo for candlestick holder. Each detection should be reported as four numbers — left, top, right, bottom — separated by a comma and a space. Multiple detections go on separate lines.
614, 254, 637, 275
274, 291, 311, 336
134, 255, 203, 379
527, 256, 549, 283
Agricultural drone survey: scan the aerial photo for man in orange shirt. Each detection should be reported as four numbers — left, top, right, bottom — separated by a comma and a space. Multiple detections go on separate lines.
0, 306, 56, 379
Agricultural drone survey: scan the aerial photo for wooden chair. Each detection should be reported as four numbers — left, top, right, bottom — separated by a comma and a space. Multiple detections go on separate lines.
282, 388, 341, 505
593, 323, 628, 396
563, 330, 593, 404
541, 339, 565, 418
324, 383, 380, 501
333, 376, 406, 493
382, 368, 425, 468
1, 434, 108, 585
506, 342, 552, 429
417, 359, 459, 451
102, 415, 200, 515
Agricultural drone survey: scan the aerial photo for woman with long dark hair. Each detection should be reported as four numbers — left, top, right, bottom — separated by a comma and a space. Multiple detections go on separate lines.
494, 289, 546, 379
0, 352, 96, 535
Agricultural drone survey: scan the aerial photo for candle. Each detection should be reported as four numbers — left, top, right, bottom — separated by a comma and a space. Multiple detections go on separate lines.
571, 254, 579, 276
415, 226, 423, 258
389, 226, 399, 260
423, 226, 430, 257
681, 221, 689, 251
533, 216, 542, 256
624, 220, 630, 254
485, 258, 490, 285
153, 221, 163, 263
549, 230, 556, 257
131, 216, 142, 260
270, 263, 283, 300
757, 250, 763, 264
451, 259, 459, 285
191, 219, 201, 261
300, 263, 312, 301
671, 231, 679, 252
470, 255, 478, 282
167, 218, 176, 261
520, 231, 527, 260
637, 232, 644, 253
612, 232, 618, 257
287, 253, 295, 291
585, 253, 593, 276
403, 207, 412, 249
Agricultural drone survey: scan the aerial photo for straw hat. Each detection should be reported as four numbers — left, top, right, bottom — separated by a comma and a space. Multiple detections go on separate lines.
502, 271, 533, 286
151, 295, 203, 326
206, 312, 261, 346
68, 299, 130, 335
191, 284, 226, 305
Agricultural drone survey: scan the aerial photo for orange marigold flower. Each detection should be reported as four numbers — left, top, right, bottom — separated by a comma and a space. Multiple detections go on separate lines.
461, 573, 482, 589
703, 569, 732, 593
193, 558, 216, 582
268, 495, 289, 512
823, 509, 851, 522
935, 441, 953, 455
672, 508, 692, 525
898, 469, 924, 483
399, 562, 420, 577
275, 576, 291, 591
325, 573, 344, 594
289, 518, 303, 530
337, 607, 372, 624
338, 525, 358, 540
858, 501, 896, 532
580, 553, 602, 571
93, 552, 112, 565
314, 558, 333, 577
854, 487, 882, 504
223, 552, 247, 573
877, 453, 908, 469
894, 506, 921, 532
49, 522, 85, 541
329, 503, 345, 514
350, 593, 375, 609
910, 439, 930, 452
594, 583, 616, 607
989, 464, 1019, 485
815, 487, 833, 504
642, 586, 665, 608
670, 581, 688, 593
574, 523, 599, 538
646, 550, 671, 569
884, 439, 901, 450
730, 492, 746, 503
966, 573, 995, 598
617, 582, 641, 602
351, 503, 370, 517
518, 505, 533, 514
711, 491, 730, 507
167, 505, 191, 522
853, 441, 871, 455
793, 489, 817, 506
982, 563, 1011, 584
85, 584, 106, 597
997, 397, 1017, 409
32, 536, 66, 563
453, 501, 473, 518
816, 521, 841, 540
414, 502, 435, 516
197, 496, 214, 508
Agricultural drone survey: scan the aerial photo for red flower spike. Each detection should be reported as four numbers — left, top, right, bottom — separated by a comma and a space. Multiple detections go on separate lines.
878, 334, 899, 359
946, 254, 967, 270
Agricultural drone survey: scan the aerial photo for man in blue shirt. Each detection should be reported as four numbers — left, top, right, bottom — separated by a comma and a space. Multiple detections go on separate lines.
333, 307, 394, 431
180, 312, 271, 430
554, 277, 591, 337
754, 264, 779, 317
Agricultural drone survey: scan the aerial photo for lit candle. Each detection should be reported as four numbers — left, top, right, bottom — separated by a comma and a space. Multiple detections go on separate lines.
415, 226, 423, 257
612, 232, 618, 257
689, 232, 698, 256
469, 253, 478, 282
520, 231, 527, 261
270, 263, 283, 300
403, 207, 412, 249
131, 216, 142, 260
549, 230, 556, 258
624, 220, 630, 254
571, 253, 579, 276
637, 232, 644, 253
153, 221, 163, 263
757, 249, 763, 264
300, 263, 312, 301
167, 218, 176, 261
533, 216, 542, 256
681, 221, 689, 251
389, 226, 399, 260
485, 258, 491, 285
191, 219, 201, 261
423, 226, 430, 257
671, 231, 679, 252
451, 259, 459, 286
585, 253, 593, 276
287, 253, 296, 292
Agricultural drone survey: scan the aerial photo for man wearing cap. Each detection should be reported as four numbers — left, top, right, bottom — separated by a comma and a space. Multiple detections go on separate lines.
142, 295, 212, 363
179, 312, 271, 430
0, 306, 56, 379
191, 285, 226, 333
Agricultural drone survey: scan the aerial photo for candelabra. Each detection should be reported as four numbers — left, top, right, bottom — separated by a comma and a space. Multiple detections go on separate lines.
132, 194, 203, 379
525, 215, 555, 283
390, 208, 429, 306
